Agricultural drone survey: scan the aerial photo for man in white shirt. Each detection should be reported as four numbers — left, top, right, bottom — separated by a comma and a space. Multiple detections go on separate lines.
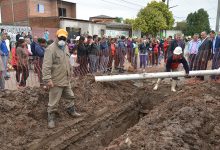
187, 34, 201, 70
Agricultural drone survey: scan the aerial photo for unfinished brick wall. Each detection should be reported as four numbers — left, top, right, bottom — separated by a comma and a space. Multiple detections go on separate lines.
28, 0, 58, 17
1, 0, 28, 24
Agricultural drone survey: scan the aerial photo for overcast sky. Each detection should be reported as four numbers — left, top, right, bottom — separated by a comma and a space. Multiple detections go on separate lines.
63, 0, 217, 30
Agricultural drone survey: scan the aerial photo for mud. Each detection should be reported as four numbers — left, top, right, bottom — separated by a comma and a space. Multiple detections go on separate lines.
0, 76, 142, 150
105, 82, 220, 150
0, 76, 220, 150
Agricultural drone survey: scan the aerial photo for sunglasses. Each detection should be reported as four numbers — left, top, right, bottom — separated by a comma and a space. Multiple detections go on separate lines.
58, 36, 67, 41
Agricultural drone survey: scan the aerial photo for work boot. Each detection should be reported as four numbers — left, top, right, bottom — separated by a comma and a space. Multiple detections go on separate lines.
67, 106, 81, 117
171, 80, 177, 92
48, 112, 55, 129
153, 78, 162, 91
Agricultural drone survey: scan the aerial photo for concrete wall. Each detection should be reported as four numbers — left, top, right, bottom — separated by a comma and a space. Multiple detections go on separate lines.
163, 30, 183, 38
0, 25, 31, 42
132, 30, 141, 38
106, 29, 129, 38
60, 20, 106, 37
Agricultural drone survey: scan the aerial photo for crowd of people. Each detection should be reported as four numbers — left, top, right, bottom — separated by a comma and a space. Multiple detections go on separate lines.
0, 28, 220, 91
1, 28, 219, 128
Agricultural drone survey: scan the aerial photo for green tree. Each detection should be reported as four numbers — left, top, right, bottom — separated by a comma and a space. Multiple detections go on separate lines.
173, 21, 187, 33
133, 7, 167, 36
133, 1, 174, 35
147, 1, 174, 29
115, 17, 123, 23
124, 18, 135, 25
185, 8, 211, 36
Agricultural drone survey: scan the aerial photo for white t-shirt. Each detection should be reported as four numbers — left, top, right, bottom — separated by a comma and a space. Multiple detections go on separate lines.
27, 44, 32, 55
70, 54, 80, 67
5, 39, 10, 52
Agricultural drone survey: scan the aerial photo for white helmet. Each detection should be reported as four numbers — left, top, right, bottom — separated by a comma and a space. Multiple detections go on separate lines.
173, 47, 183, 55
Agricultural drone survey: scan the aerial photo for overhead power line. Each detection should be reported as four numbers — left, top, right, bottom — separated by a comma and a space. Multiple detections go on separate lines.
120, 0, 145, 7
101, 0, 140, 9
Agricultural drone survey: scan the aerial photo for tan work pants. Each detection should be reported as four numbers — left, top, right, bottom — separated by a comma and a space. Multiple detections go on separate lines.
47, 84, 75, 113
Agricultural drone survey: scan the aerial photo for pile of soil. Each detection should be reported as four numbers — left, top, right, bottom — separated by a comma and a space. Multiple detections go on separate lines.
105, 82, 220, 150
1, 75, 220, 150
0, 76, 137, 149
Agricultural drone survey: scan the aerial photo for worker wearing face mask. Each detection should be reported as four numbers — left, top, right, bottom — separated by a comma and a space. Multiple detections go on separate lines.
42, 29, 81, 129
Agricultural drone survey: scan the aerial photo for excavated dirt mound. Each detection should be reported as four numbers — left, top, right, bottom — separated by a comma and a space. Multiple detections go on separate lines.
0, 75, 220, 150
0, 76, 142, 150
105, 82, 220, 150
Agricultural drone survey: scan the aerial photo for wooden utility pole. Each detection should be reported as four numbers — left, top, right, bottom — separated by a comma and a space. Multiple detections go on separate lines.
216, 0, 220, 32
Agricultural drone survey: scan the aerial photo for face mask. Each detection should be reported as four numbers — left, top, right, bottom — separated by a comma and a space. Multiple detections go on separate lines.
58, 40, 66, 49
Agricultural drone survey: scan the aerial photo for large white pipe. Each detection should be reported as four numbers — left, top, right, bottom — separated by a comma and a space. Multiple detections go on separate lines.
95, 69, 220, 82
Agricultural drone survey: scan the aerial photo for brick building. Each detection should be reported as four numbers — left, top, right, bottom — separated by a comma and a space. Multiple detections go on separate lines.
0, 0, 76, 39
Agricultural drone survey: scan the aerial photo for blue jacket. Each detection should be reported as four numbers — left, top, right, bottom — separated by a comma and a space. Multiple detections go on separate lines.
100, 41, 108, 50
35, 43, 45, 57
31, 42, 37, 56
0, 40, 9, 56
213, 36, 220, 53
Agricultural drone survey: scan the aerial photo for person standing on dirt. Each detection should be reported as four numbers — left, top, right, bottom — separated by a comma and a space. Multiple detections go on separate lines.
35, 38, 47, 86
153, 47, 189, 92
193, 31, 212, 81
187, 33, 201, 71
16, 39, 30, 88
42, 29, 81, 129
116, 36, 126, 73
0, 33, 10, 80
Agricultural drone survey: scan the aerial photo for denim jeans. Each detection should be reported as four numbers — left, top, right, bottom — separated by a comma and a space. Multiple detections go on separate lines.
1, 55, 9, 77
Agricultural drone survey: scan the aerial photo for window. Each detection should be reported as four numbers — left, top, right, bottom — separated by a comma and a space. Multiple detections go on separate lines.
37, 4, 44, 13
58, 8, 66, 17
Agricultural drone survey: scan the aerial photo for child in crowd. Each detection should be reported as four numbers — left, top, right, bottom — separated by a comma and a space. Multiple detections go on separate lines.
70, 49, 80, 76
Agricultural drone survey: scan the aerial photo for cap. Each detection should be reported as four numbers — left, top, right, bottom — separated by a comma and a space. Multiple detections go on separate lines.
56, 29, 68, 38
173, 47, 182, 55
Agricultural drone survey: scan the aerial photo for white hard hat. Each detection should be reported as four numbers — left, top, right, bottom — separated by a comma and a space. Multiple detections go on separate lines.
173, 47, 183, 55
75, 36, 80, 41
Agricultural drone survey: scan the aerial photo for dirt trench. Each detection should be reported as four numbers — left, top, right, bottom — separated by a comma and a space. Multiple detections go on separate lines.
26, 80, 165, 150
0, 76, 162, 150
1, 77, 220, 150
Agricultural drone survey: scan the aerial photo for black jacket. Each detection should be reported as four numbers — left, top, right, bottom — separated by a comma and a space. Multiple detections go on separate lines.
77, 44, 89, 58
88, 43, 99, 55
199, 37, 212, 52
166, 55, 189, 74
168, 40, 185, 54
